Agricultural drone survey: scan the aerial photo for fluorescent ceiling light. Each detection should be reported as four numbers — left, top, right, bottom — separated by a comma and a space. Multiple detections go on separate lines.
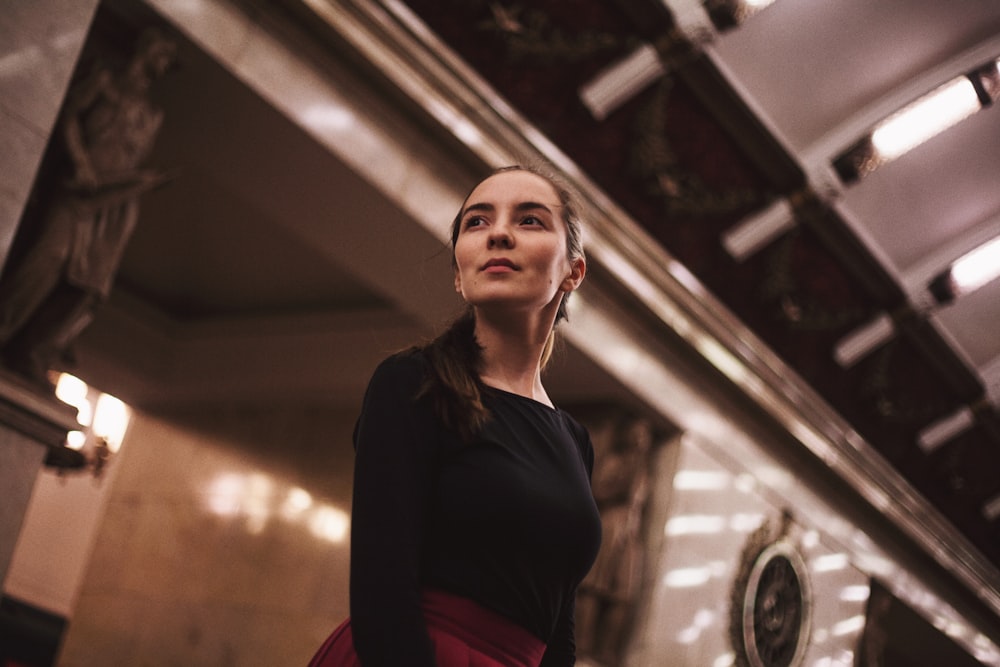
950, 236, 1000, 293
579, 44, 664, 120
930, 234, 1000, 303
871, 77, 982, 161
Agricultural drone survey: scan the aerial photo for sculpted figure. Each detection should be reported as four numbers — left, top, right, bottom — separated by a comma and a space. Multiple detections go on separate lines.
0, 29, 175, 386
577, 416, 654, 666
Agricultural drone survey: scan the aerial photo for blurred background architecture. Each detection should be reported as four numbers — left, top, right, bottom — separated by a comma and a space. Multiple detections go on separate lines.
2, 0, 1000, 665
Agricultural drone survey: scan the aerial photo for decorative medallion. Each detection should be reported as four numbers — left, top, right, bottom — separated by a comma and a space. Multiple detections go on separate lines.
729, 512, 811, 667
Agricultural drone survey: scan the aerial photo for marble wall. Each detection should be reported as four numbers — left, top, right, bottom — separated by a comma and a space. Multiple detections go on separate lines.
0, 0, 99, 269
56, 403, 357, 666
624, 437, 870, 667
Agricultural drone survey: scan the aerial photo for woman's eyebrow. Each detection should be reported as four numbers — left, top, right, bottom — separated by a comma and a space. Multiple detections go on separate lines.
514, 201, 554, 213
462, 202, 494, 216
461, 201, 557, 217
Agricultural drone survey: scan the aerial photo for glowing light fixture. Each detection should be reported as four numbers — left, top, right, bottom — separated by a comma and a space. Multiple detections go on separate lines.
704, 0, 778, 30
871, 78, 981, 161
929, 235, 1000, 303
50, 373, 131, 477
93, 393, 129, 454
834, 58, 1000, 183
55, 373, 92, 426
948, 235, 1000, 293
836, 232, 1000, 371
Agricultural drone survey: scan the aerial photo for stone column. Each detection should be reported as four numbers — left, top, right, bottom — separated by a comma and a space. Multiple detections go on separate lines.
0, 373, 78, 583
0, 0, 99, 584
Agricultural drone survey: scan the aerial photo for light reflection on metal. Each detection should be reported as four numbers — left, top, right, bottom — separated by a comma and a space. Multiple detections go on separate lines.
676, 608, 717, 645
730, 513, 765, 533
673, 469, 732, 490
933, 614, 970, 641
810, 553, 849, 573
300, 103, 355, 133
800, 529, 820, 550
830, 614, 865, 637
664, 566, 713, 587
734, 473, 757, 494
665, 514, 727, 536
838, 585, 871, 603
425, 97, 484, 148
712, 652, 736, 667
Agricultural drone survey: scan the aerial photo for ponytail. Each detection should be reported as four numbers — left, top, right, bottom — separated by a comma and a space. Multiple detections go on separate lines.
417, 307, 488, 442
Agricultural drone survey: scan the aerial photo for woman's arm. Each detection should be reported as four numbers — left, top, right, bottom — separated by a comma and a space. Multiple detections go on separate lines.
349, 353, 438, 666
540, 590, 579, 667
539, 419, 599, 666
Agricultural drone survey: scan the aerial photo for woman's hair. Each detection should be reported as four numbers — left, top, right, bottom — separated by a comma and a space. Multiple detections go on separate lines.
418, 164, 586, 440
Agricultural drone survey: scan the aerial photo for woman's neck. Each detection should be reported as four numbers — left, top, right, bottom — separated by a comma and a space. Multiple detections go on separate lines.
473, 309, 554, 406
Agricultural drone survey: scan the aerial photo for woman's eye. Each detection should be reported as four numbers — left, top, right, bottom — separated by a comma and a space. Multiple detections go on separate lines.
520, 216, 543, 226
464, 216, 486, 229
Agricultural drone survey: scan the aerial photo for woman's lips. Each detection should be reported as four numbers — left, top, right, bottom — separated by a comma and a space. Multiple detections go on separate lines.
482, 258, 518, 273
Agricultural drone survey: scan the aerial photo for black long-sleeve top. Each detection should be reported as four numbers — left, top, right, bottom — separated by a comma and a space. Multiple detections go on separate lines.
348, 350, 602, 666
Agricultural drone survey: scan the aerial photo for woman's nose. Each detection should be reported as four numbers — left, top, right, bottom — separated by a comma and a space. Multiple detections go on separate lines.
487, 224, 514, 249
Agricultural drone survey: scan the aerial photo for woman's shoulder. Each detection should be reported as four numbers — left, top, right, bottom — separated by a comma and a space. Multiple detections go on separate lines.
557, 407, 587, 437
556, 409, 594, 472
370, 347, 431, 385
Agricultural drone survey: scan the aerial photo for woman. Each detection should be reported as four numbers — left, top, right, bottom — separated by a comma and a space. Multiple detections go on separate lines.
309, 165, 602, 667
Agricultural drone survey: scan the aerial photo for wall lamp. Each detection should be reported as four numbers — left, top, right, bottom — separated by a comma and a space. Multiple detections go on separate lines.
45, 373, 131, 479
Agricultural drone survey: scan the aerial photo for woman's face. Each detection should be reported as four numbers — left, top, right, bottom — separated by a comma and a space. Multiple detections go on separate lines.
453, 170, 585, 318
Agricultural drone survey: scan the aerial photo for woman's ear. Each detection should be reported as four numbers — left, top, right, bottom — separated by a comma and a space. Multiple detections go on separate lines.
561, 257, 586, 293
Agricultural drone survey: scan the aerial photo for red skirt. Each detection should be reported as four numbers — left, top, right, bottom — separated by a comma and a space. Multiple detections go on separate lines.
308, 589, 546, 667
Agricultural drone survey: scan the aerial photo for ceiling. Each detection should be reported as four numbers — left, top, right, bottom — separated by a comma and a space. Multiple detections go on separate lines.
63, 0, 1000, 643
